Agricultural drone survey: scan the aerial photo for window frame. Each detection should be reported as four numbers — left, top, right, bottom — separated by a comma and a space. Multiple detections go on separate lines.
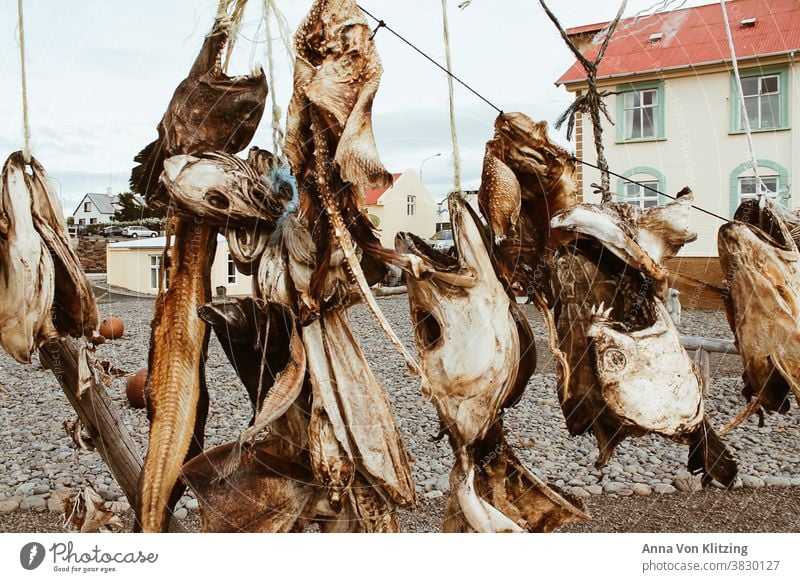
729, 65, 789, 133
84, 201, 91, 212
616, 167, 666, 207
616, 80, 666, 143
623, 180, 661, 209
407, 194, 416, 216
729, 159, 789, 217
737, 175, 779, 205
227, 253, 237, 285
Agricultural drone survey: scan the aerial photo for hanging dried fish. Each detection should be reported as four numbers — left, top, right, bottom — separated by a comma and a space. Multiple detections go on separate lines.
477, 113, 579, 299
134, 8, 269, 532
63, 486, 124, 533
1, 152, 98, 362
398, 195, 588, 532
550, 195, 737, 486
285, 0, 428, 374
718, 199, 800, 426
130, 16, 267, 204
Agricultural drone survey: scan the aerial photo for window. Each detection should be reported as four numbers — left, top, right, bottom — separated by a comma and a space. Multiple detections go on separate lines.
624, 181, 660, 209
737, 175, 778, 204
407, 195, 415, 216
227, 253, 237, 284
89, 218, 97, 225
78, 218, 86, 225
731, 67, 788, 132
150, 255, 168, 290
84, 202, 91, 212
740, 75, 779, 129
624, 89, 658, 140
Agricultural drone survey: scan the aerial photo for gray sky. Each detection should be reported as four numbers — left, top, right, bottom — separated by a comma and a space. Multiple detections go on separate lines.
0, 0, 710, 212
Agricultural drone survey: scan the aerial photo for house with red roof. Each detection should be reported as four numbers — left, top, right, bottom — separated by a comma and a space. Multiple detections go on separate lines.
364, 169, 439, 248
557, 0, 800, 258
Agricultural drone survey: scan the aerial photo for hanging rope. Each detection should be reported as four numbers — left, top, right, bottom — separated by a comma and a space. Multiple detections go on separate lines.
719, 0, 765, 200
262, 0, 294, 162
440, 0, 462, 194
17, 0, 32, 164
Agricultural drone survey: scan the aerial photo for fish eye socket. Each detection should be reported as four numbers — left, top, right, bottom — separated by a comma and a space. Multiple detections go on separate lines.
413, 309, 442, 351
205, 190, 229, 210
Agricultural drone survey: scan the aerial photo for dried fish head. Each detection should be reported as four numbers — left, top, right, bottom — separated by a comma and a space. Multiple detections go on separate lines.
398, 194, 529, 445
588, 300, 703, 435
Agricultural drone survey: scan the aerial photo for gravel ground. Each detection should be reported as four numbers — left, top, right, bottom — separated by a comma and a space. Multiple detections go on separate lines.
1, 296, 799, 532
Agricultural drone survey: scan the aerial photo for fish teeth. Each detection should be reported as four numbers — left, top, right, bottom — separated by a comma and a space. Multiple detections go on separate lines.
590, 302, 612, 321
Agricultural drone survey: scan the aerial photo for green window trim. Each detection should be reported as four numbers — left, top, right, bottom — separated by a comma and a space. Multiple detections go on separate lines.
615, 166, 667, 205
615, 80, 666, 143
729, 64, 790, 133
728, 159, 789, 217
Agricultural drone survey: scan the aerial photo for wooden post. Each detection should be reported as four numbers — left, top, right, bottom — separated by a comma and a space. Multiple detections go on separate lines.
39, 338, 184, 532
679, 336, 738, 354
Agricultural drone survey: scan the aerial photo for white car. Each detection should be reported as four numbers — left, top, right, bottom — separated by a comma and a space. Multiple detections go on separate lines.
430, 229, 454, 252
122, 225, 159, 238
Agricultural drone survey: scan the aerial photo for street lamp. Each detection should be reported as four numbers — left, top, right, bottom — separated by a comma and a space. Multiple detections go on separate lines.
419, 152, 441, 183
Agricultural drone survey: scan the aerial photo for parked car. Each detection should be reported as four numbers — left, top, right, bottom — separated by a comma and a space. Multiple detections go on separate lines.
67, 224, 87, 237
429, 229, 454, 252
102, 225, 125, 238
122, 225, 159, 238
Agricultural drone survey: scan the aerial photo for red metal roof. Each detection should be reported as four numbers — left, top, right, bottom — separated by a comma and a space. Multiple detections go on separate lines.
364, 173, 402, 205
557, 0, 800, 85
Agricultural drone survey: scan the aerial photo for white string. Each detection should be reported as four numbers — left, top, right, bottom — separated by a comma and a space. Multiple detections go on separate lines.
263, 0, 293, 162
720, 0, 765, 200
17, 0, 32, 164
440, 0, 462, 194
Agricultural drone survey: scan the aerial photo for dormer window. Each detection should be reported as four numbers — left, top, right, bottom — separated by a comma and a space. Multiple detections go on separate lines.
648, 32, 663, 44
740, 18, 756, 28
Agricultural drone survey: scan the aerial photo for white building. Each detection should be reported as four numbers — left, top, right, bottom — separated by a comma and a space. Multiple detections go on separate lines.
106, 235, 252, 297
72, 189, 121, 225
364, 169, 440, 247
557, 0, 800, 258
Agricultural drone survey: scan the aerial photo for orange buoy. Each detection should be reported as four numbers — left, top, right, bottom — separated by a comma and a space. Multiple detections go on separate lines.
126, 368, 148, 409
99, 316, 125, 340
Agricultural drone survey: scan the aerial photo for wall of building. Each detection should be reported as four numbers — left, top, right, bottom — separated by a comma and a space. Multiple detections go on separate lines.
370, 170, 439, 247
573, 57, 798, 257
107, 237, 253, 296
72, 196, 113, 225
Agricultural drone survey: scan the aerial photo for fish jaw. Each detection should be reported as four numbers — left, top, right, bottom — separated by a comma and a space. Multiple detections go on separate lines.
588, 301, 703, 435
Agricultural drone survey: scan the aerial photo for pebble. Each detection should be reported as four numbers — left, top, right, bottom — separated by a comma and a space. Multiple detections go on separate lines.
20, 496, 47, 511
569, 486, 590, 498
185, 498, 199, 511
632, 483, 652, 496
741, 475, 765, 489
603, 482, 625, 494
434, 474, 450, 493
654, 484, 677, 495
33, 483, 49, 495
763, 476, 791, 487
585, 485, 603, 495
173, 508, 188, 519
423, 490, 443, 500
0, 496, 22, 513
673, 474, 702, 493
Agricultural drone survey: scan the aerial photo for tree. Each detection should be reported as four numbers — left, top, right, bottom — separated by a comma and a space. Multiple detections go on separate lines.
113, 191, 166, 222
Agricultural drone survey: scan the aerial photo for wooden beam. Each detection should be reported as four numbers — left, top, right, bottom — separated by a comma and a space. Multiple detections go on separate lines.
680, 335, 738, 354
39, 338, 184, 532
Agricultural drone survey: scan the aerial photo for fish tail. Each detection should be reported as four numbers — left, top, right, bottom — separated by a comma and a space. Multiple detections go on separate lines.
687, 417, 738, 488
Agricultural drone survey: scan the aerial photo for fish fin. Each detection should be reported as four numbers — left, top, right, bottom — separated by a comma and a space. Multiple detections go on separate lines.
130, 138, 166, 202
687, 417, 738, 488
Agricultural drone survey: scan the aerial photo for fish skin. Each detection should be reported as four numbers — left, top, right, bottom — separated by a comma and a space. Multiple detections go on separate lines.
718, 199, 800, 415
478, 141, 521, 243
136, 219, 216, 532
0, 153, 55, 362
130, 17, 267, 204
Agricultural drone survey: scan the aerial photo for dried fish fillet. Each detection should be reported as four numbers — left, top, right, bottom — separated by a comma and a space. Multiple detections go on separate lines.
718, 199, 800, 420
1, 152, 98, 362
399, 195, 587, 532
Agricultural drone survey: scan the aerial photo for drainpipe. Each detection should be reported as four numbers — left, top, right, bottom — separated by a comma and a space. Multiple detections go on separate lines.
791, 51, 797, 208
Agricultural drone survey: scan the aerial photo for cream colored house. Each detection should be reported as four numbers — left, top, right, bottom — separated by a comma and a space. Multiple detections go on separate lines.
107, 234, 252, 296
364, 169, 439, 247
557, 0, 800, 257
